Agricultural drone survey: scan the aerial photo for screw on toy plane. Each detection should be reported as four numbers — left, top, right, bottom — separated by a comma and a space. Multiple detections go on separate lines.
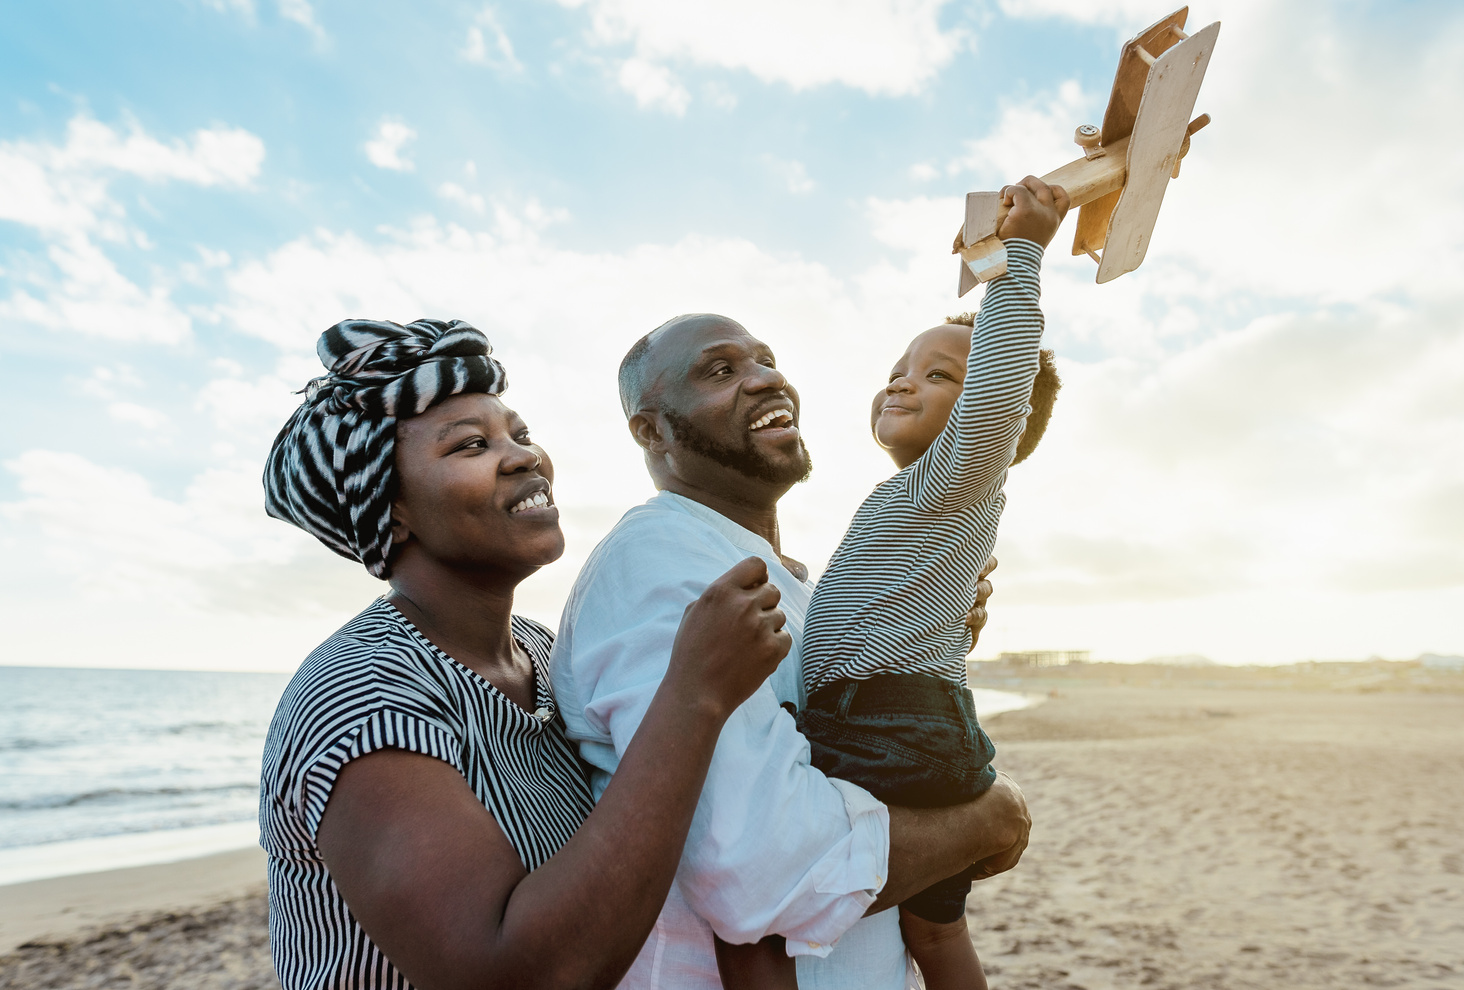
953, 7, 1220, 295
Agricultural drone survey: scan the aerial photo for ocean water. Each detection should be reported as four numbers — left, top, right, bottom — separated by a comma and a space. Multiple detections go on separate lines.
0, 665, 1033, 885
0, 666, 290, 882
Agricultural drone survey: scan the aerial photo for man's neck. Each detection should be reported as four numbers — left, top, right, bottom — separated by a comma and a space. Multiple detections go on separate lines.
660, 476, 782, 552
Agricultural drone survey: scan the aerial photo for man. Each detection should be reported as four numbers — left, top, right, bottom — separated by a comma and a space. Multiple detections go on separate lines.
550, 314, 1030, 988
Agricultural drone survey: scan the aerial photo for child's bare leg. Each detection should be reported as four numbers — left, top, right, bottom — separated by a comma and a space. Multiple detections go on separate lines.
714, 933, 798, 989
900, 908, 986, 990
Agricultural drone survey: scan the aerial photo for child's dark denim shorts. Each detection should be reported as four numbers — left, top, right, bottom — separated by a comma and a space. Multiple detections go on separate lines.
794, 672, 997, 924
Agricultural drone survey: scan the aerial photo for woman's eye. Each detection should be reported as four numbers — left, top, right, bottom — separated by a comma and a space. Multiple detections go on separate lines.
456, 437, 488, 451
515, 432, 533, 445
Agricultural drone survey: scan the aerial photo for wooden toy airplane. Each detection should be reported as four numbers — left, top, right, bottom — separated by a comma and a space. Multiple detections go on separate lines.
953, 7, 1220, 294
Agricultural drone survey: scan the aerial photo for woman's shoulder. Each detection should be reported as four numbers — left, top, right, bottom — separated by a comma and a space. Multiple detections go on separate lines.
266, 601, 453, 756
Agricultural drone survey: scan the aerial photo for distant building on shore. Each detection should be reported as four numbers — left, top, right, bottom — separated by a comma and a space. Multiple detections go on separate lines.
996, 650, 1090, 667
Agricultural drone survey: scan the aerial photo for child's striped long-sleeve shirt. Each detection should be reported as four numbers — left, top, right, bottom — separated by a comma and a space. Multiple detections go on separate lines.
801, 238, 1046, 693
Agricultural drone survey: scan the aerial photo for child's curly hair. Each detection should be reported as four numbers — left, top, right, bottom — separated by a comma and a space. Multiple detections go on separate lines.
944, 312, 1060, 466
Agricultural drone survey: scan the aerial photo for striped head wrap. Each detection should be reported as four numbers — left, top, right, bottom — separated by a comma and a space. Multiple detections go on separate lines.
264, 318, 507, 578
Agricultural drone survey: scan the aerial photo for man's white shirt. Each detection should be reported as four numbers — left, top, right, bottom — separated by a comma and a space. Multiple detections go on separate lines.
550, 491, 911, 989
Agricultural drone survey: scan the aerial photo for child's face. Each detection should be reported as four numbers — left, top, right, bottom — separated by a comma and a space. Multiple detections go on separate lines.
870, 325, 970, 469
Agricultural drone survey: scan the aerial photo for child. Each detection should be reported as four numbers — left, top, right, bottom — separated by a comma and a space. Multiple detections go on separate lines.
715, 175, 1068, 990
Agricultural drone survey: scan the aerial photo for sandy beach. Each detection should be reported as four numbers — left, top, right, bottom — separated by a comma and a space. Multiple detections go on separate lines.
3, 670, 1460, 989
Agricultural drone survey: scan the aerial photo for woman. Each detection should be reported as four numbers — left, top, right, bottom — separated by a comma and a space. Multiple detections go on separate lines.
259, 318, 792, 990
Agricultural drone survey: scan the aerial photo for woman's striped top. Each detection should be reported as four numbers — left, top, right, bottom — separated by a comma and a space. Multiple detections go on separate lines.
802, 239, 1046, 693
259, 598, 595, 990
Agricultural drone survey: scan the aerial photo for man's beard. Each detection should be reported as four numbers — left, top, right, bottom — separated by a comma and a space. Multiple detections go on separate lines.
663, 408, 813, 485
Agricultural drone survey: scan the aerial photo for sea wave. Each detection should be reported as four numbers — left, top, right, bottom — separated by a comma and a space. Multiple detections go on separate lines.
0, 783, 258, 812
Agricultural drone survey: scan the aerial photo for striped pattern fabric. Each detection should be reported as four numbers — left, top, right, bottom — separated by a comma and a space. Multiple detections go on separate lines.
801, 239, 1046, 692
259, 598, 595, 990
263, 318, 507, 578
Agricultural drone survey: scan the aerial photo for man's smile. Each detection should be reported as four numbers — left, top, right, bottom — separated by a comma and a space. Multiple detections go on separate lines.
748, 408, 795, 432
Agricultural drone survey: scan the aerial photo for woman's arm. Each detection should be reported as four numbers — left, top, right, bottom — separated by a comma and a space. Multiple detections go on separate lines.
317, 557, 789, 990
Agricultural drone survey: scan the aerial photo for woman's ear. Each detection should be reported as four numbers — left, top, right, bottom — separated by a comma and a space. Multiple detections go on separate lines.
389, 503, 413, 545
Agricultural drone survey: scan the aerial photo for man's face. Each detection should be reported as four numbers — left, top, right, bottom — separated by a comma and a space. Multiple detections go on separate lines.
644, 316, 811, 492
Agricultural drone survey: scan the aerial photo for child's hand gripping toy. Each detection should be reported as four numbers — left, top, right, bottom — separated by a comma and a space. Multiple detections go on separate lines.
953, 6, 1220, 294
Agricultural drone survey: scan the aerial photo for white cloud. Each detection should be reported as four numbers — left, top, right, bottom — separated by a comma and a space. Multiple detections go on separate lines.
277, 0, 327, 44
462, 7, 524, 72
996, 0, 1178, 28
0, 450, 377, 613
201, 0, 256, 17
364, 118, 417, 172
0, 115, 264, 344
0, 115, 264, 238
108, 402, 170, 430
703, 80, 738, 110
616, 57, 691, 114
761, 154, 815, 194
948, 79, 1095, 185
866, 194, 962, 253
438, 181, 487, 214
1, 235, 192, 344
557, 0, 966, 96
49, 116, 265, 187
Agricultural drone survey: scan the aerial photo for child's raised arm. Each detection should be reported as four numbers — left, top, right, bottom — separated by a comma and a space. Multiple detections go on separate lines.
904, 177, 1069, 513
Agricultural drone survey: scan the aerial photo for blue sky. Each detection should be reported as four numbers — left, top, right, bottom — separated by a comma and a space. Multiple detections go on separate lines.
3, 0, 1462, 670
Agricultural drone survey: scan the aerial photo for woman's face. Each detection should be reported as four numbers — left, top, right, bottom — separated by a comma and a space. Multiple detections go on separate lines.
390, 392, 565, 578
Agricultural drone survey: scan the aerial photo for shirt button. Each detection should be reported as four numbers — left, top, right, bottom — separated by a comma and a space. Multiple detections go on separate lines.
533, 706, 551, 721
806, 941, 820, 949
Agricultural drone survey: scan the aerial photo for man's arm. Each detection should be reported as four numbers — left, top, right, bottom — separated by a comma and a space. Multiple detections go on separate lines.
872, 771, 1030, 913
907, 177, 1070, 514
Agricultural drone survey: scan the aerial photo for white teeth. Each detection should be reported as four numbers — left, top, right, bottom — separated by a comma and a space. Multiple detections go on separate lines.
748, 410, 793, 431
510, 491, 552, 514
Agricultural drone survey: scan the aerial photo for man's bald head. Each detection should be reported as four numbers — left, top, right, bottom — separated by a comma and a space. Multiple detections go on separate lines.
617, 313, 745, 418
